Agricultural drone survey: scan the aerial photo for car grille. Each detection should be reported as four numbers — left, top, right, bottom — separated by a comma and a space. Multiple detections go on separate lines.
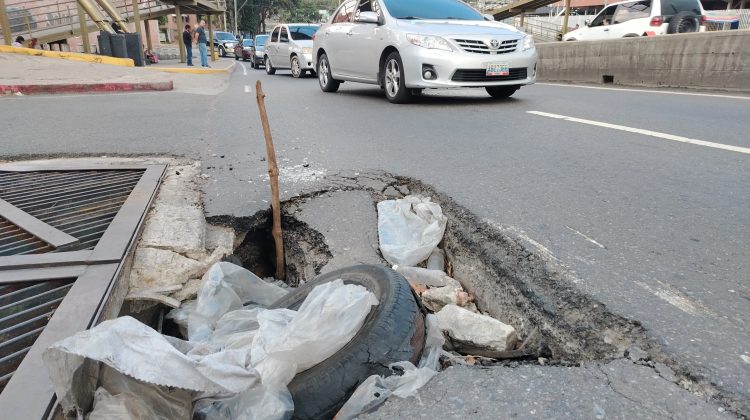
453, 38, 518, 55
452, 67, 528, 82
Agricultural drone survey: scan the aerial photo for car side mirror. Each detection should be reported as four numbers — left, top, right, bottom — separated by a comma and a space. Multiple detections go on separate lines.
483, 13, 495, 21
584, 19, 590, 26
356, 11, 380, 24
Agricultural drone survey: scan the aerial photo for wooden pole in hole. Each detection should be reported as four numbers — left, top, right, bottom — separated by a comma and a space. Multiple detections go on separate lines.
255, 81, 285, 280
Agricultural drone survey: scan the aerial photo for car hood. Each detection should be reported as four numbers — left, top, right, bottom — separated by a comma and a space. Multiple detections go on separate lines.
394, 19, 524, 37
563, 28, 582, 39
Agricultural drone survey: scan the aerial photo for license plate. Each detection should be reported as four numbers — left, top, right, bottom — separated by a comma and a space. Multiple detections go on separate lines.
486, 63, 509, 76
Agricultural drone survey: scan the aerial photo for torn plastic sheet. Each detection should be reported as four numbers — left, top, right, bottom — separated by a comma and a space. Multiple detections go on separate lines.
180, 262, 290, 342
335, 314, 445, 420
43, 278, 378, 420
378, 195, 448, 267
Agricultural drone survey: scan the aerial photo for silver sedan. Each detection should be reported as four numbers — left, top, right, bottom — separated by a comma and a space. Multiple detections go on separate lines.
313, 0, 537, 103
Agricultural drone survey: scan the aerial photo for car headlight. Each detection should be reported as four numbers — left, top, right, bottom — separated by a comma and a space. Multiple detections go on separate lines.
406, 34, 452, 52
522, 36, 534, 51
301, 47, 313, 54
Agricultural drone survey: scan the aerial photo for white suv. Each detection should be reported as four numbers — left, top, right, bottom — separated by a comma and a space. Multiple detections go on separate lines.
563, 0, 705, 41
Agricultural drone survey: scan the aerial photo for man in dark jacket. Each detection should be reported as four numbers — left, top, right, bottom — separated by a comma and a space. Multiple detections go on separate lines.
183, 24, 194, 66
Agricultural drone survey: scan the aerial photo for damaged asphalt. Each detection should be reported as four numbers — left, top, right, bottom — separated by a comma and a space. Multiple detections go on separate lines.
2, 68, 748, 418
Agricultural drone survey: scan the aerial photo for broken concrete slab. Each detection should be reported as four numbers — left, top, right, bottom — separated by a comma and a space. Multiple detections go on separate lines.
128, 248, 205, 291
138, 163, 206, 258
421, 278, 471, 313
436, 305, 517, 353
289, 190, 383, 274
358, 359, 730, 419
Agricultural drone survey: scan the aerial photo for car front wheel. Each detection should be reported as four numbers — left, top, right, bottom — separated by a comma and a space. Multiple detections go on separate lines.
291, 55, 302, 78
265, 56, 276, 75
317, 53, 340, 93
383, 52, 410, 104
485, 85, 519, 99
219, 46, 226, 57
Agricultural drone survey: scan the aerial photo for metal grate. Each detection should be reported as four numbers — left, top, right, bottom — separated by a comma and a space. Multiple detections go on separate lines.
452, 67, 528, 82
454, 38, 518, 54
0, 170, 144, 256
0, 279, 76, 393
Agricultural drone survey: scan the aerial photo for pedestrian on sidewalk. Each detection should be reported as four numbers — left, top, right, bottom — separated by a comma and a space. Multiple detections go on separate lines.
196, 20, 209, 68
183, 24, 194, 66
12, 36, 24, 47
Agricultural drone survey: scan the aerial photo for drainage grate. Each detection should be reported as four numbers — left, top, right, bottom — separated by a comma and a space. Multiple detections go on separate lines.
0, 163, 166, 419
0, 279, 75, 392
0, 170, 145, 256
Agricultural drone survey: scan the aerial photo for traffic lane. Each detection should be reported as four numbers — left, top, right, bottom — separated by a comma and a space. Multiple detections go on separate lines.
521, 83, 750, 149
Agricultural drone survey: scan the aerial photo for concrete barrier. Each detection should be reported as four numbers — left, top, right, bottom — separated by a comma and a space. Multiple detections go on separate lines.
536, 30, 750, 92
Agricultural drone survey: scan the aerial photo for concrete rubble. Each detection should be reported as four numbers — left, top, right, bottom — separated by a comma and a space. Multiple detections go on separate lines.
437, 305, 518, 353
126, 162, 236, 307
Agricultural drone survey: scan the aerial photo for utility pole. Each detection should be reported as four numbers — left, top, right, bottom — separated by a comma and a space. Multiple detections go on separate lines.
234, 0, 238, 35
561, 0, 571, 35
0, 0, 12, 45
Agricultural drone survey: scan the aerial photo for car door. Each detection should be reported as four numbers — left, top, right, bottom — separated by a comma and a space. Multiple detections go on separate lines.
611, 0, 652, 36
277, 26, 292, 69
267, 27, 280, 64
344, 0, 384, 81
580, 5, 618, 40
322, 0, 357, 77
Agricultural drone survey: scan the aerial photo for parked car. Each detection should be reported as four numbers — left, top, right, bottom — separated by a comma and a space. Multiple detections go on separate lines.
313, 0, 537, 103
264, 24, 320, 78
234, 39, 254, 61
211, 31, 237, 57
563, 0, 705, 41
250, 34, 269, 68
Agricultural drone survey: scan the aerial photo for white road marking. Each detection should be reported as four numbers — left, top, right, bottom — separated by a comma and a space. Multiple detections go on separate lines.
527, 111, 750, 155
244, 85, 251, 94
537, 83, 750, 100
565, 226, 605, 249
239, 62, 247, 76
635, 280, 715, 317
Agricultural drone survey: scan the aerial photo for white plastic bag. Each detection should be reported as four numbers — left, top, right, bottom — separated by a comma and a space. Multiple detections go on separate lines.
378, 196, 448, 267
253, 279, 380, 386
334, 315, 444, 419
182, 262, 289, 342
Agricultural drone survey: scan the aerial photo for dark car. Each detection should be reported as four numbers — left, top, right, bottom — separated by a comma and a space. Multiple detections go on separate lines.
234, 39, 254, 61
249, 34, 269, 69
211, 31, 237, 57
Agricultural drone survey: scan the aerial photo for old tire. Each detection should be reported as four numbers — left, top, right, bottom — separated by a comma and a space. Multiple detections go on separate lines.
667, 11, 699, 34
265, 56, 276, 75
317, 53, 340, 92
383, 52, 411, 104
486, 85, 519, 99
269, 265, 425, 420
291, 55, 303, 78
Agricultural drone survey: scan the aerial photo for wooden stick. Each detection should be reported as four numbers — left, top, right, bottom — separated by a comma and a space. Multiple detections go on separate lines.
255, 81, 285, 280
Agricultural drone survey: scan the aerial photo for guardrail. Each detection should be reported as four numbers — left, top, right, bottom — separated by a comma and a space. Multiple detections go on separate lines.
516, 16, 564, 42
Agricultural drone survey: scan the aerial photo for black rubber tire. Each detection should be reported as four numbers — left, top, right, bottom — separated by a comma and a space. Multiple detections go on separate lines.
383, 52, 411, 104
667, 11, 699, 34
317, 53, 340, 93
265, 56, 276, 75
219, 46, 226, 57
269, 265, 425, 420
486, 85, 520, 99
235, 54, 239, 60
291, 55, 302, 78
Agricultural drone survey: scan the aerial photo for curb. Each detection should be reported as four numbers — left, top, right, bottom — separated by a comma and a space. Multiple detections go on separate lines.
0, 81, 174, 95
148, 61, 235, 74
0, 45, 134, 67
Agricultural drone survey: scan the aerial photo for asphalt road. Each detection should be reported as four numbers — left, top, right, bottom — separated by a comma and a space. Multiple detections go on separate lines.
1, 59, 749, 412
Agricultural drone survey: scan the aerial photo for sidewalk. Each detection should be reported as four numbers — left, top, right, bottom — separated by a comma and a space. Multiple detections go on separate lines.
0, 53, 233, 95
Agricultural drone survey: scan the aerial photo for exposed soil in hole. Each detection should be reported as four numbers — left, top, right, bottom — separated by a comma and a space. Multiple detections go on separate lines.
209, 209, 333, 287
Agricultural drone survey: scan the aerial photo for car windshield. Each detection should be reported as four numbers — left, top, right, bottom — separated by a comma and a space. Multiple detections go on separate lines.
216, 32, 235, 40
382, 0, 484, 20
255, 35, 269, 46
288, 25, 318, 40
242, 39, 253, 47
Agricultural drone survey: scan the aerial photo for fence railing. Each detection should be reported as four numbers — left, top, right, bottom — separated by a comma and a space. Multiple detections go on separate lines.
516, 16, 564, 42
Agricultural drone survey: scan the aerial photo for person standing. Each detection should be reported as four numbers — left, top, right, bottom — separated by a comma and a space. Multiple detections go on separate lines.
196, 20, 209, 68
11, 36, 24, 47
182, 24, 194, 66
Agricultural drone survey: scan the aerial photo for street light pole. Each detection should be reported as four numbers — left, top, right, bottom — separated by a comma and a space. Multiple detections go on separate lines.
234, 0, 238, 35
